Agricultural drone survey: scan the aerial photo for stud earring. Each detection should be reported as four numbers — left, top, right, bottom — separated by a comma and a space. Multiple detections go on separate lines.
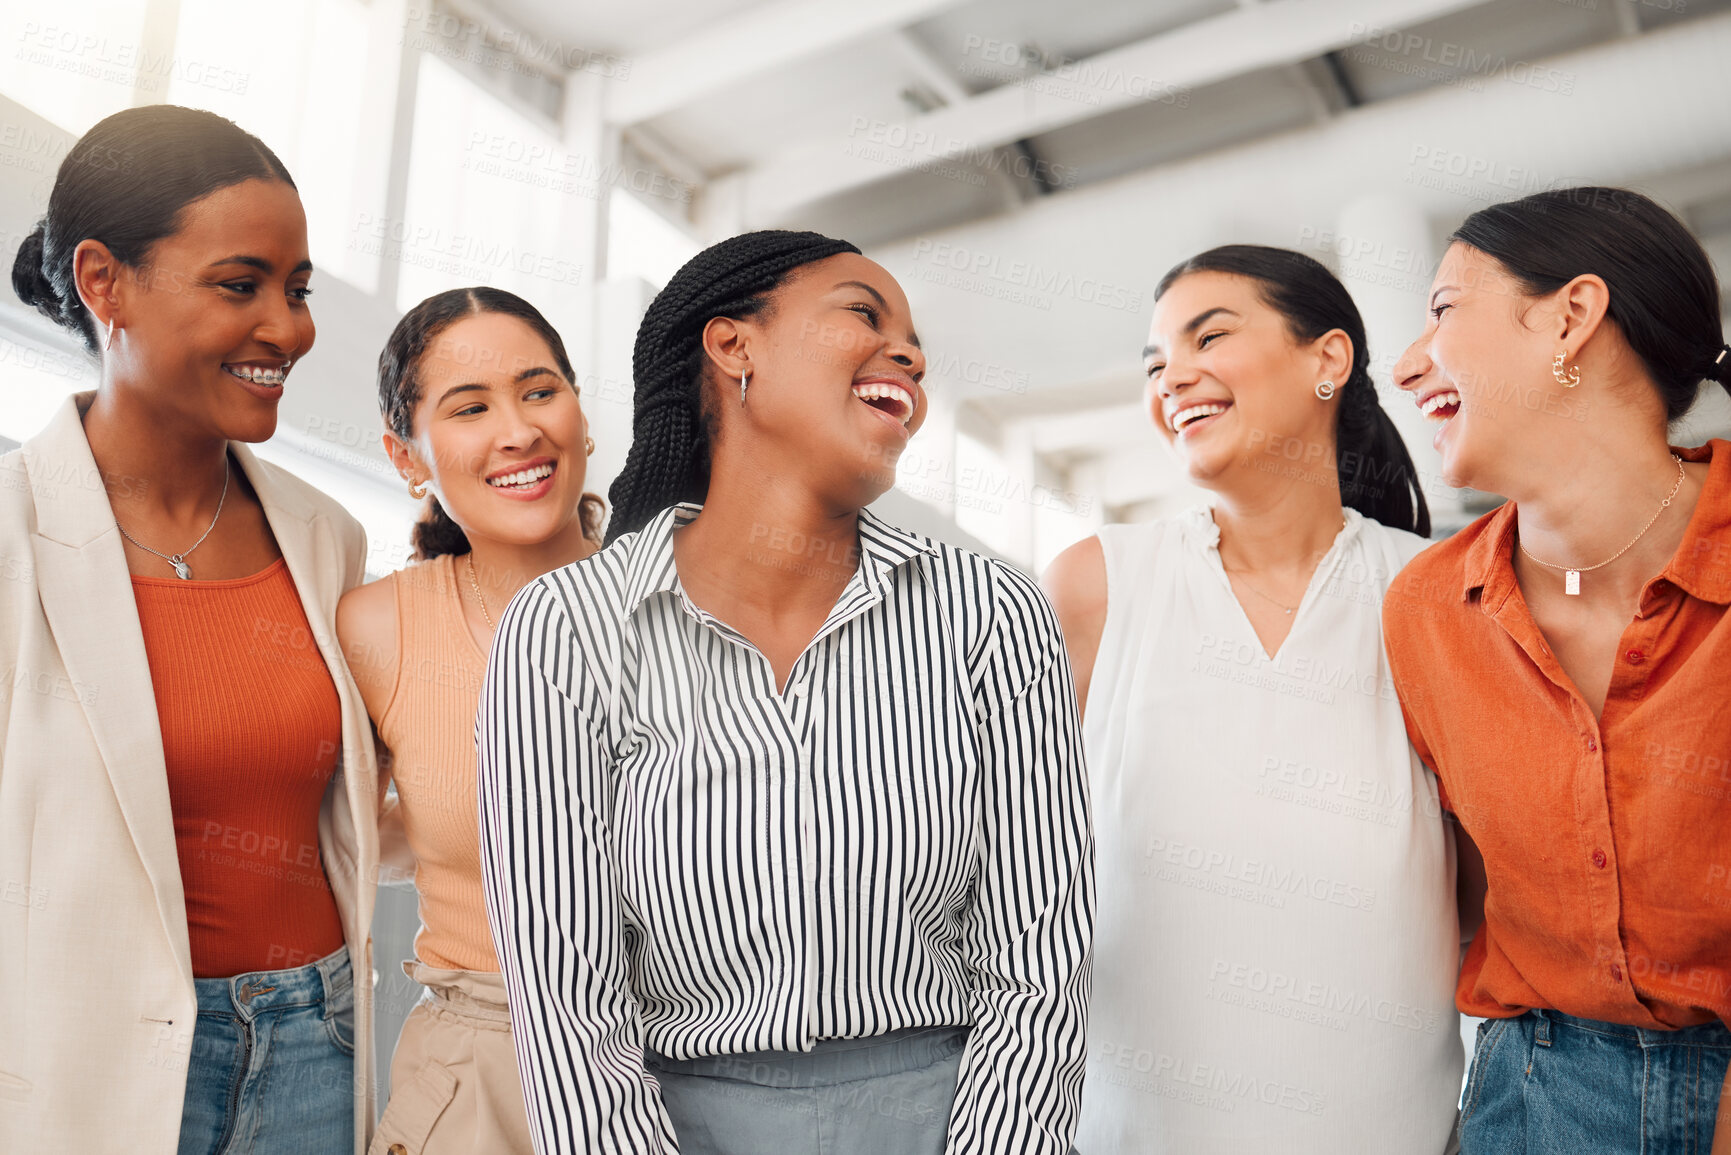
740, 370, 749, 405
585, 436, 595, 457
1314, 380, 1336, 400
1553, 351, 1580, 388
408, 478, 429, 500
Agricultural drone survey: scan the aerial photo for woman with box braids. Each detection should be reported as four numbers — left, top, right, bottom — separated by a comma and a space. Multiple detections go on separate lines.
478, 230, 1094, 1155
605, 229, 860, 541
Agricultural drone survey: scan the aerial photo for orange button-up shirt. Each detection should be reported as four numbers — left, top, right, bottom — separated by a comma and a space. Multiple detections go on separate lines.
1383, 439, 1731, 1030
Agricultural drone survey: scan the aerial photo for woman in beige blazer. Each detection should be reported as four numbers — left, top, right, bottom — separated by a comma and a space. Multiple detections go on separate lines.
0, 105, 384, 1155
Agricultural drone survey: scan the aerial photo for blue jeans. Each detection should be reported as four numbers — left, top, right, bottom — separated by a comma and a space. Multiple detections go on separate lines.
646, 1026, 968, 1155
176, 945, 355, 1155
1460, 1009, 1731, 1154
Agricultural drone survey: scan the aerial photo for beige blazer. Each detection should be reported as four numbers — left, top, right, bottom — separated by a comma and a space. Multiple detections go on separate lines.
0, 393, 383, 1154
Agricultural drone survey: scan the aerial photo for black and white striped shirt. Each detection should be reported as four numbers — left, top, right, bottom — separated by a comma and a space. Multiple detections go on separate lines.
477, 503, 1093, 1154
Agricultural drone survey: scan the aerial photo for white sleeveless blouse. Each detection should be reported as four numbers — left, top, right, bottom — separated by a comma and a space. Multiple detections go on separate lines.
1075, 506, 1462, 1154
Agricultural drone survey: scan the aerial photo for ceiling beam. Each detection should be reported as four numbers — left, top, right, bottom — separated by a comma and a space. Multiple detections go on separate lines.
736, 0, 1495, 224
607, 0, 964, 126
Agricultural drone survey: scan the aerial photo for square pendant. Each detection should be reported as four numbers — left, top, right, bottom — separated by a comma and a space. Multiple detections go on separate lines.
1565, 569, 1580, 596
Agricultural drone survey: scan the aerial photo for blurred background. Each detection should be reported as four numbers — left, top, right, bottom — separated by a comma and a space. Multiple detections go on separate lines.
4, 0, 1730, 1101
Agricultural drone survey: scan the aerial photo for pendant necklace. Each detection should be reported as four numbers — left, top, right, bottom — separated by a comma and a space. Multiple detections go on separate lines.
116, 458, 230, 580
1518, 453, 1684, 596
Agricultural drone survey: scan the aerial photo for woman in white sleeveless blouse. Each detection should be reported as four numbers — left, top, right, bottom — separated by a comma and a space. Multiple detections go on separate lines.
1046, 246, 1464, 1154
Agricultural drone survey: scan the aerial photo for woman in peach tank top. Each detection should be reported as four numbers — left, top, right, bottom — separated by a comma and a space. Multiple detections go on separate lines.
337, 288, 604, 1154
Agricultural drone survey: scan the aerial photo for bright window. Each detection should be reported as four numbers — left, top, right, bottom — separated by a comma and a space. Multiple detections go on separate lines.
0, 1, 153, 135
396, 55, 583, 322
168, 0, 380, 291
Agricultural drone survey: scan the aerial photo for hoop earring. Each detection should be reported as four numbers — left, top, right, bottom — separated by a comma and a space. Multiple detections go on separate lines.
1552, 351, 1580, 388
585, 436, 595, 457
103, 317, 116, 352
407, 478, 429, 500
1314, 379, 1336, 401
740, 370, 749, 405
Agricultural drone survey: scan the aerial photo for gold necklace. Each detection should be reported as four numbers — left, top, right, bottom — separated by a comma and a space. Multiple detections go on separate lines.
465, 553, 495, 628
1223, 569, 1296, 615
1219, 518, 1343, 616
1518, 454, 1685, 596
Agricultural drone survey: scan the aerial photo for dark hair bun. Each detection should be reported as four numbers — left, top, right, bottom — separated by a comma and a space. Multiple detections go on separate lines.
10, 220, 60, 316
19, 104, 295, 352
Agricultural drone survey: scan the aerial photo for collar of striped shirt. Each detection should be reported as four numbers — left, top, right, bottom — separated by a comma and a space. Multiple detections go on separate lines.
618, 502, 940, 624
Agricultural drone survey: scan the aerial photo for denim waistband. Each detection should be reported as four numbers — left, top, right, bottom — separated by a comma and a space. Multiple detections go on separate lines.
193, 944, 351, 1021
644, 1025, 969, 1089
1529, 1008, 1731, 1049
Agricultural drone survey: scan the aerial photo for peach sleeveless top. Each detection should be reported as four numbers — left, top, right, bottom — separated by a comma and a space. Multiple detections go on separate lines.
377, 554, 496, 972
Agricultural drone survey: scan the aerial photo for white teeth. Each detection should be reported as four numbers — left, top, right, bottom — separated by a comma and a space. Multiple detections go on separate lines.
226, 364, 287, 386
1420, 391, 1462, 419
1170, 402, 1228, 432
487, 463, 554, 488
851, 381, 914, 425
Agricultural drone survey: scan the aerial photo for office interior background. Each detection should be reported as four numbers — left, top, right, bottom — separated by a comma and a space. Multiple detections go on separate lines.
3, 0, 1730, 1098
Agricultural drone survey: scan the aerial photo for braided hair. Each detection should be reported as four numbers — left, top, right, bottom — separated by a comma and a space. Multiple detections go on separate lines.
605, 229, 861, 544
1156, 245, 1431, 537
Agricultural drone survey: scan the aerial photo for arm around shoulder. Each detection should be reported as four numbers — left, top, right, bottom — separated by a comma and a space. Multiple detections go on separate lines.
1041, 535, 1106, 722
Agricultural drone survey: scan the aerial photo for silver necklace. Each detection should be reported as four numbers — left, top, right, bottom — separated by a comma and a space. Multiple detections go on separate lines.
1518, 453, 1684, 596
116, 458, 230, 580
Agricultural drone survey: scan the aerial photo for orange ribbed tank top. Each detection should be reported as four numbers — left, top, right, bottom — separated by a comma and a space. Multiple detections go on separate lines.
132, 557, 346, 978
376, 554, 497, 972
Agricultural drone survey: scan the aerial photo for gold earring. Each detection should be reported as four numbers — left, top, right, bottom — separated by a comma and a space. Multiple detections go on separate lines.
1552, 351, 1580, 388
407, 478, 428, 500
585, 436, 595, 457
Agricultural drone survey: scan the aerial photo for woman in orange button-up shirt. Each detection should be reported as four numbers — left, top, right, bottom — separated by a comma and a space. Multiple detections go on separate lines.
1383, 186, 1731, 1155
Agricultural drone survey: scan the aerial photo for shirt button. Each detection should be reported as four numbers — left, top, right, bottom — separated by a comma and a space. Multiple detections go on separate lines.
1587, 738, 1598, 753
793, 682, 810, 698
1624, 649, 1644, 664
1609, 964, 1623, 983
1591, 849, 1606, 869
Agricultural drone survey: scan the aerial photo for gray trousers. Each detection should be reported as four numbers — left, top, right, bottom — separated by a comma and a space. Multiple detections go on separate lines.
646, 1026, 967, 1155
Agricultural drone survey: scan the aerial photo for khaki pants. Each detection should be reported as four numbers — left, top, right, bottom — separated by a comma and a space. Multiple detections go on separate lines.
368, 963, 534, 1155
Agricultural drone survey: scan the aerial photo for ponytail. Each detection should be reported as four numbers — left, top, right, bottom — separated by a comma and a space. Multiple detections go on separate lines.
1155, 244, 1430, 537
605, 229, 861, 545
